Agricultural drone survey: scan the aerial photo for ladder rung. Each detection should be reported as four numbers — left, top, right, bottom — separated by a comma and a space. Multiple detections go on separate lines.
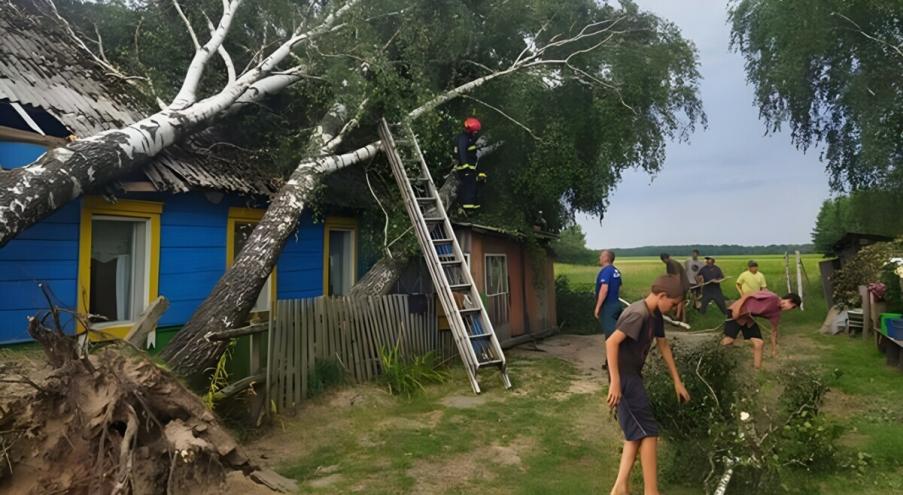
416, 197, 437, 202
459, 308, 481, 314
469, 333, 492, 340
411, 177, 431, 182
449, 283, 471, 290
423, 217, 444, 223
441, 260, 462, 265
432, 238, 453, 243
478, 359, 504, 367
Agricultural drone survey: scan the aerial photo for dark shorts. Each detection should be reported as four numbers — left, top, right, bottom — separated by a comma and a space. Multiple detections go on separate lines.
724, 319, 763, 340
599, 303, 621, 338
616, 374, 659, 441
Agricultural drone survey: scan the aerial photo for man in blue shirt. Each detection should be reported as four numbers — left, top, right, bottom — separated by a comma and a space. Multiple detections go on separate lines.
594, 250, 623, 365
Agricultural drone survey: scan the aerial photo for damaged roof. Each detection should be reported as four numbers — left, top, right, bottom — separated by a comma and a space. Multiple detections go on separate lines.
0, 2, 278, 196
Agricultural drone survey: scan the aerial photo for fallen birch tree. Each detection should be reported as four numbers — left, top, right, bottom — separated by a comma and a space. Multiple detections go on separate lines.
161, 16, 631, 376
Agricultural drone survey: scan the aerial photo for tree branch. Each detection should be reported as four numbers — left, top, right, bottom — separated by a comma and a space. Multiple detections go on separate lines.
172, 0, 201, 51
170, 0, 243, 109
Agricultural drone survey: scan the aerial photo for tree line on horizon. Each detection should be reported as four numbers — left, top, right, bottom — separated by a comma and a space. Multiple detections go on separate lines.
551, 225, 814, 265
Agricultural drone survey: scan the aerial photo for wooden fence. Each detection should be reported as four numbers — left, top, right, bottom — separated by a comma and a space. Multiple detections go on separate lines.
267, 294, 455, 411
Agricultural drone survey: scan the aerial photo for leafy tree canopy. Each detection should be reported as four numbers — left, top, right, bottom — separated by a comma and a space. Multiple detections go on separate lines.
811, 189, 903, 254
56, 0, 705, 235
730, 0, 903, 191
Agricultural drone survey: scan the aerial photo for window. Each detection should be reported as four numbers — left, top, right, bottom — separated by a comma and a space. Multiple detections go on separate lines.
485, 254, 510, 325
323, 217, 357, 296
78, 197, 161, 340
227, 208, 275, 314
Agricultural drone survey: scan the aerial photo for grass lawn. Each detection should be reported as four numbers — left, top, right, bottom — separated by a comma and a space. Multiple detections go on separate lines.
240, 255, 902, 494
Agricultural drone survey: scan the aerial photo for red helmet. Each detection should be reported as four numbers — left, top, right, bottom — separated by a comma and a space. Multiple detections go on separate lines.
463, 117, 481, 133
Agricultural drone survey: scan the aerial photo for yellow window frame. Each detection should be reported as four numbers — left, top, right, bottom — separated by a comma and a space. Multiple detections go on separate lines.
322, 216, 358, 296
226, 207, 276, 313
77, 196, 162, 340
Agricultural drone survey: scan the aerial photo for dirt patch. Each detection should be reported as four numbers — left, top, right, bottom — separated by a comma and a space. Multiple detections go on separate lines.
406, 437, 534, 494
306, 465, 344, 489
441, 394, 491, 408
244, 384, 392, 464
513, 334, 606, 399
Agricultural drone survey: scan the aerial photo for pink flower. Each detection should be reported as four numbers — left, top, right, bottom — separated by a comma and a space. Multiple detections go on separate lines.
868, 282, 887, 301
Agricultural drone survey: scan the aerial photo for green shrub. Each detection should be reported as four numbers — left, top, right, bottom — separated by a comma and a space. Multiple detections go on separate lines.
646, 342, 844, 494
555, 275, 598, 334
309, 357, 346, 396
832, 238, 903, 306
378, 345, 448, 397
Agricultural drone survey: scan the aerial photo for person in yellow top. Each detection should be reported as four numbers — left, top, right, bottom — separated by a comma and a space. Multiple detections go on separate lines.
736, 260, 767, 295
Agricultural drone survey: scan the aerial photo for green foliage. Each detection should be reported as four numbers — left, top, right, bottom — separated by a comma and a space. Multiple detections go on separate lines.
648, 343, 844, 493
378, 345, 448, 397
775, 366, 842, 472
730, 0, 903, 191
204, 339, 236, 409
554, 275, 598, 334
811, 191, 903, 254
58, 0, 705, 237
551, 224, 597, 265
878, 260, 903, 312
832, 238, 903, 306
308, 357, 346, 397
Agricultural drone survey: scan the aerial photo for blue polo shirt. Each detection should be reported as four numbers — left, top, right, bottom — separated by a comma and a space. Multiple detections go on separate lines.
595, 265, 622, 305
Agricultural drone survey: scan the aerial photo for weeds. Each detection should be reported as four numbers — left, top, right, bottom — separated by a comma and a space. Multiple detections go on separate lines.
204, 339, 236, 409
378, 344, 448, 397
309, 357, 345, 397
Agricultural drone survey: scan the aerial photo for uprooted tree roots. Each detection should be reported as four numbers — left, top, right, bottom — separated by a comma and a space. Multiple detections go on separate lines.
0, 318, 278, 494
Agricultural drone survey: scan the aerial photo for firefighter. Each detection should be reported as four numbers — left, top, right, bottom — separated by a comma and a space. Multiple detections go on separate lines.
454, 117, 486, 211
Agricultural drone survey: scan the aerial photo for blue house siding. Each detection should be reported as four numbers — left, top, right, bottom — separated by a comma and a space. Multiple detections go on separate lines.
0, 189, 329, 344
157, 193, 230, 326
0, 141, 48, 169
0, 202, 80, 343
277, 211, 324, 299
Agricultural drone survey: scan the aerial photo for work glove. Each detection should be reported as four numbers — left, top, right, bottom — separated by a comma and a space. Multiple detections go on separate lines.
477, 172, 488, 183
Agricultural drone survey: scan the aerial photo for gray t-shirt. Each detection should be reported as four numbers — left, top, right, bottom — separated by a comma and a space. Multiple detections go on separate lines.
614, 301, 665, 376
685, 258, 704, 284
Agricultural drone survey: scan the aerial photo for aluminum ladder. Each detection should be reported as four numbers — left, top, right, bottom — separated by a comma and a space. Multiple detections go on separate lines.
377, 118, 512, 394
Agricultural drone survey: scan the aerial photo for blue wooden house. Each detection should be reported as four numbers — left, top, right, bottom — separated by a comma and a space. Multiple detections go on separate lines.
0, 9, 359, 347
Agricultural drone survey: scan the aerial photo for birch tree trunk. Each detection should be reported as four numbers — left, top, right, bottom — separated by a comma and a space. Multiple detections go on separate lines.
159, 143, 380, 377
0, 0, 360, 246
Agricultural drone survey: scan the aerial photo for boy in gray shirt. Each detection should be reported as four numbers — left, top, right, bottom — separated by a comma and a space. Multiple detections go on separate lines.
607, 274, 690, 495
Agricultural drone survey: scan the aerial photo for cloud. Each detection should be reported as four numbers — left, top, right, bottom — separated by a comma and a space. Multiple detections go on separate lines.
578, 0, 830, 248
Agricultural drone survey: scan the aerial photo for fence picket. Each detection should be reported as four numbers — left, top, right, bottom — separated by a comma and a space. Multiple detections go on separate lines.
266, 295, 447, 413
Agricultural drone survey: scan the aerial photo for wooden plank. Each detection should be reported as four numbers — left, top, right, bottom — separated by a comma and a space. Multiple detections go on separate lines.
273, 302, 285, 411
359, 297, 378, 378
351, 298, 367, 381
205, 323, 269, 341
213, 372, 266, 401
295, 298, 304, 405
299, 299, 308, 400
124, 296, 170, 348
306, 297, 316, 394
283, 300, 293, 409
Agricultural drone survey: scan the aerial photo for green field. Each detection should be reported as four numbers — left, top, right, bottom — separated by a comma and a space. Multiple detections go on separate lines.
556, 254, 827, 332
555, 255, 903, 493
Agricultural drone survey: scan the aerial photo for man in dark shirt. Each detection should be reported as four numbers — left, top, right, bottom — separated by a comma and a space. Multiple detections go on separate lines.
696, 256, 729, 317
606, 274, 690, 495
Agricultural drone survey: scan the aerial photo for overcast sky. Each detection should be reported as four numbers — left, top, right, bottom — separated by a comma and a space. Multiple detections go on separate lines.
578, 0, 831, 249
